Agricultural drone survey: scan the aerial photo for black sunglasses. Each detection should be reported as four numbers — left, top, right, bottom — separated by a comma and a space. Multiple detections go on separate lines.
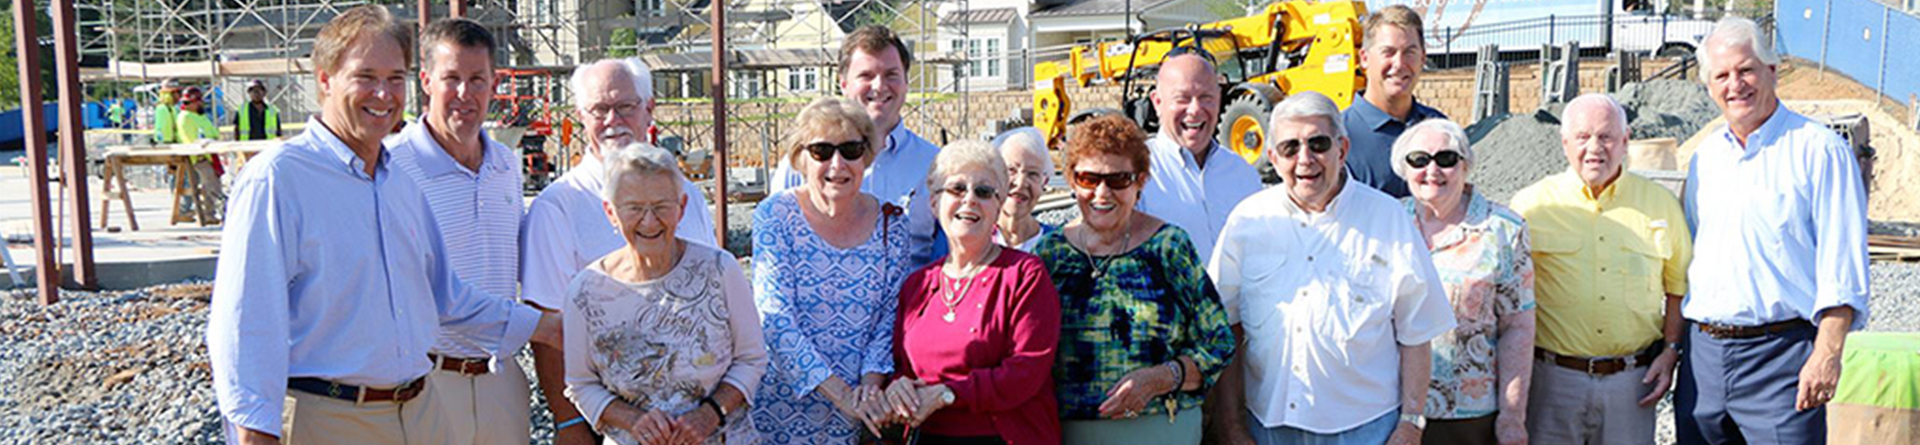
1070, 171, 1140, 190
805, 140, 867, 162
942, 182, 1000, 200
1275, 135, 1335, 158
1404, 150, 1463, 169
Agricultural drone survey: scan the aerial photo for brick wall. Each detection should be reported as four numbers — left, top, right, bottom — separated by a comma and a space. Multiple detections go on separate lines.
1415, 58, 1677, 124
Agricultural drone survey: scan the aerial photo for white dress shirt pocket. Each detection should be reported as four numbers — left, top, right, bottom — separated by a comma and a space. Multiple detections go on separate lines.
1327, 257, 1392, 345
1240, 253, 1290, 329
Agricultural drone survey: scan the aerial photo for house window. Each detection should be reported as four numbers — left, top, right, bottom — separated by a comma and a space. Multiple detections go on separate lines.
955, 37, 1002, 79
788, 67, 819, 92
986, 38, 1001, 77
638, 0, 663, 15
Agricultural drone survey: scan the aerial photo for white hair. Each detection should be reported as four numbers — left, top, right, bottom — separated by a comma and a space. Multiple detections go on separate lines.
926, 139, 1009, 195
1696, 16, 1780, 82
991, 126, 1054, 182
1560, 93, 1630, 138
1390, 118, 1473, 182
600, 142, 686, 202
571, 57, 655, 109
1267, 91, 1347, 155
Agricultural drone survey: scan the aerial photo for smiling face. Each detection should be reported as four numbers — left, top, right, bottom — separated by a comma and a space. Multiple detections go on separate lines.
935, 167, 1005, 247
840, 47, 909, 133
1268, 116, 1349, 210
422, 43, 496, 142
1151, 55, 1221, 154
575, 63, 654, 158
799, 125, 872, 203
1070, 153, 1143, 233
602, 171, 685, 249
1361, 24, 1425, 102
1560, 98, 1629, 191
1701, 38, 1779, 137
316, 34, 409, 152
999, 141, 1049, 220
1404, 130, 1468, 206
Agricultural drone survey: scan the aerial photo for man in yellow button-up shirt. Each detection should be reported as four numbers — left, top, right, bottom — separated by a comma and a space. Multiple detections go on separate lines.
1510, 94, 1693, 445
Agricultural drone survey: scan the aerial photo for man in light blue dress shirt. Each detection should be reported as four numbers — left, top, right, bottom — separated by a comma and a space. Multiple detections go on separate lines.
385, 19, 537, 445
520, 57, 720, 445
1136, 53, 1262, 263
769, 25, 942, 267
1675, 17, 1871, 445
206, 7, 559, 445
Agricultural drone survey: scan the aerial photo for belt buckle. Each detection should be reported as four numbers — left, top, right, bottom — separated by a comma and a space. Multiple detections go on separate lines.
1584, 358, 1603, 375
327, 381, 345, 400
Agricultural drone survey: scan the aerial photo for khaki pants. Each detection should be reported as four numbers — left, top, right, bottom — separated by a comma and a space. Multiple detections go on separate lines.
279, 381, 448, 445
1526, 356, 1657, 445
426, 358, 533, 445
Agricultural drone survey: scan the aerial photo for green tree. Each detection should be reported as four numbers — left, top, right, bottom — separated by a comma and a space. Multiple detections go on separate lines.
609, 27, 638, 58
0, 2, 58, 107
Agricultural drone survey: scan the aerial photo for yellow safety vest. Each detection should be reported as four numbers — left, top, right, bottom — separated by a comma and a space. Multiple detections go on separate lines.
237, 103, 280, 141
154, 106, 178, 144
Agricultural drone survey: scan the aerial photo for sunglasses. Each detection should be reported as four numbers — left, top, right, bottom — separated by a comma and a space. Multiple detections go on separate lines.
805, 140, 866, 162
1275, 135, 1335, 158
1070, 171, 1140, 190
942, 182, 1001, 200
1404, 150, 1463, 169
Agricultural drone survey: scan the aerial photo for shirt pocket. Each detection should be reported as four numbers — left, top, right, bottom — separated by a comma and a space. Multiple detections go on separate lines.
1239, 253, 1290, 329
1619, 229, 1671, 296
1326, 256, 1393, 342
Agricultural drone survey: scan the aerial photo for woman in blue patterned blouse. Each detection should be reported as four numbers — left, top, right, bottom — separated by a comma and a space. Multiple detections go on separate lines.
750, 98, 913, 444
1032, 115, 1236, 445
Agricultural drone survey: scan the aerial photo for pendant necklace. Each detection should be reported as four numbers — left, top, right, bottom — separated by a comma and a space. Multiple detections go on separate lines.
940, 245, 996, 323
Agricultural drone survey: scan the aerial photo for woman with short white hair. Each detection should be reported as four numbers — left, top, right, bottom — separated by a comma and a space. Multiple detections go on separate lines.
562, 143, 769, 445
1391, 119, 1537, 445
990, 127, 1058, 251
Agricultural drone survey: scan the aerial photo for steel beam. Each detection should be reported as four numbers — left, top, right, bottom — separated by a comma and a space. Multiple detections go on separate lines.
13, 0, 58, 303
51, 0, 96, 290
710, 1, 728, 248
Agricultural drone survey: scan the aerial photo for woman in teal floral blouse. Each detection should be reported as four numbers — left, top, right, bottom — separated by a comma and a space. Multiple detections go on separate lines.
1031, 115, 1236, 445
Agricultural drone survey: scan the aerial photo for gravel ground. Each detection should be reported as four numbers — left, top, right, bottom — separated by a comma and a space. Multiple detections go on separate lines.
1613, 80, 1723, 142
1464, 109, 1568, 205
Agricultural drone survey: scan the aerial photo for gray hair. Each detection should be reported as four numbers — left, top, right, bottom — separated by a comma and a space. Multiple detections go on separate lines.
991, 127, 1054, 181
925, 139, 1009, 198
1697, 16, 1780, 82
1560, 93, 1630, 138
571, 57, 655, 109
1267, 91, 1348, 156
1390, 118, 1473, 182
600, 142, 686, 202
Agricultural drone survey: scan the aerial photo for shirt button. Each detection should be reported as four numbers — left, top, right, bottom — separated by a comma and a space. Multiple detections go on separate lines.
1599, 236, 1607, 242
970, 327, 978, 333
1289, 403, 1298, 409
1307, 255, 1314, 262
1600, 267, 1608, 272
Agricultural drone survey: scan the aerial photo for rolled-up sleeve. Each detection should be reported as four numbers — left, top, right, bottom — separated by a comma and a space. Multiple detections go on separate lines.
1391, 224, 1458, 346
208, 172, 294, 438
520, 197, 576, 311
719, 254, 769, 397
561, 275, 619, 429
1812, 138, 1872, 329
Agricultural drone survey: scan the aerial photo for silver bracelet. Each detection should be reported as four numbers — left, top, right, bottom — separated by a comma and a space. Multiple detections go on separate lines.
1165, 360, 1185, 394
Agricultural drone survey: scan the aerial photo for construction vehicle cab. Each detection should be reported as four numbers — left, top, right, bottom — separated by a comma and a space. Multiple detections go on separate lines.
1032, 0, 1368, 176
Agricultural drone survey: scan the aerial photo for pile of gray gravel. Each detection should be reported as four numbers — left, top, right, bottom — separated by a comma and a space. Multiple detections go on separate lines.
1612, 80, 1722, 141
1464, 109, 1568, 205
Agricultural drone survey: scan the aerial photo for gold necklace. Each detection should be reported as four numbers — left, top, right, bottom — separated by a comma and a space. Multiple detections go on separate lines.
940, 245, 997, 323
1079, 222, 1133, 280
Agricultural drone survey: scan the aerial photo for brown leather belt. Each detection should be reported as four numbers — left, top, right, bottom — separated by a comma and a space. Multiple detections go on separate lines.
289, 377, 427, 403
429, 353, 492, 376
1535, 345, 1661, 376
1696, 319, 1813, 339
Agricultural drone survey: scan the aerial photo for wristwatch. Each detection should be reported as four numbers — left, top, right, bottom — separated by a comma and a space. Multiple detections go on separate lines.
938, 386, 957, 405
1398, 413, 1427, 430
1667, 341, 1685, 355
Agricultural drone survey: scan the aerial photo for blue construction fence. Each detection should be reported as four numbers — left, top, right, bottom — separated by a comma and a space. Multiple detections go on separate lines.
1775, 0, 1920, 105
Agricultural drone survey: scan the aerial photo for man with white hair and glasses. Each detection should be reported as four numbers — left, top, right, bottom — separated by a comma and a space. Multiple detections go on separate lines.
1208, 91, 1456, 445
1676, 16, 1870, 445
520, 57, 719, 445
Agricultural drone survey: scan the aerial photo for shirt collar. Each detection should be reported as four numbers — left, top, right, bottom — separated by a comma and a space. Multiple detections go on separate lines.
1348, 96, 1436, 131
398, 120, 511, 179
883, 122, 917, 155
1716, 101, 1793, 159
1409, 187, 1492, 251
1282, 172, 1359, 218
306, 117, 389, 179
1148, 132, 1220, 172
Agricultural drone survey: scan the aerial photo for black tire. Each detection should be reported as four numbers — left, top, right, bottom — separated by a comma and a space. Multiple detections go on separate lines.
1217, 95, 1278, 182
1657, 44, 1694, 59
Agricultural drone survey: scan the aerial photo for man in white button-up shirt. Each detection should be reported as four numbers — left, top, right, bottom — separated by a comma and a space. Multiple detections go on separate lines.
1208, 92, 1456, 445
520, 57, 719, 445
1136, 53, 1262, 262
207, 7, 560, 445
385, 19, 534, 445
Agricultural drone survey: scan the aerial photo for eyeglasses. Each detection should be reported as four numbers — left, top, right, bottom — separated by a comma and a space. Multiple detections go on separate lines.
805, 140, 867, 162
1009, 167, 1046, 183
941, 182, 1000, 200
1275, 135, 1335, 158
1404, 150, 1463, 169
1070, 171, 1140, 190
584, 101, 642, 120
618, 202, 679, 220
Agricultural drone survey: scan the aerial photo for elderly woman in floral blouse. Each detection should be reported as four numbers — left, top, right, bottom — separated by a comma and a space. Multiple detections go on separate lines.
1393, 119, 1536, 445
563, 143, 769, 445
1033, 115, 1235, 445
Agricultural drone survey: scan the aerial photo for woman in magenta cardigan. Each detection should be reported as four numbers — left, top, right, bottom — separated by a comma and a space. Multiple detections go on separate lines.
882, 139, 1064, 445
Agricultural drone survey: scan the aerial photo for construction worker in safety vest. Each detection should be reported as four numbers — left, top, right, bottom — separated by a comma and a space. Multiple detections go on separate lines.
154, 82, 180, 144
235, 79, 281, 140
176, 86, 227, 224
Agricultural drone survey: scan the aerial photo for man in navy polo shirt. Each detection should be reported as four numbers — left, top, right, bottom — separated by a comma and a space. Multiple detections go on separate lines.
1342, 5, 1446, 199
